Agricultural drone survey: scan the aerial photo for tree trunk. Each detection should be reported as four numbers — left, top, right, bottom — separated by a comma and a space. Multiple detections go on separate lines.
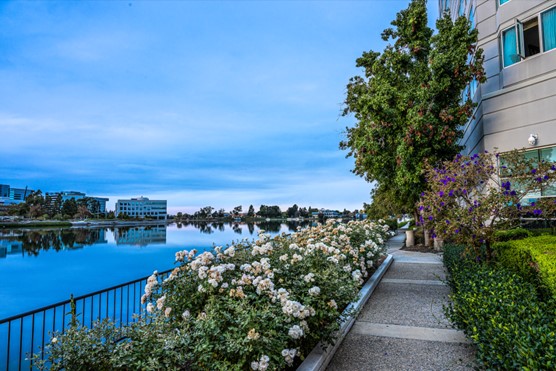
485, 240, 493, 262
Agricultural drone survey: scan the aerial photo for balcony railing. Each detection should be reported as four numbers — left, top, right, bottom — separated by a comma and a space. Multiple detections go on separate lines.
0, 268, 173, 371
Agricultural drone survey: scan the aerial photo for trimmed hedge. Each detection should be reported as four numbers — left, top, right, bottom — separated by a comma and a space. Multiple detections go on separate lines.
444, 244, 556, 370
493, 227, 531, 242
495, 235, 556, 300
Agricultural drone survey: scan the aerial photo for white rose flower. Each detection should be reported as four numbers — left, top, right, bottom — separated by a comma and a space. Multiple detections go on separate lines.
288, 325, 304, 339
308, 286, 320, 296
156, 295, 166, 310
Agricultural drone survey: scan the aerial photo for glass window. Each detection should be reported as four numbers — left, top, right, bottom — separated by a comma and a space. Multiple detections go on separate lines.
523, 149, 539, 168
500, 0, 510, 5
522, 18, 540, 57
469, 77, 478, 97
542, 7, 556, 51
502, 27, 518, 67
461, 85, 469, 103
541, 147, 556, 162
542, 182, 556, 197
469, 6, 476, 29
459, 0, 466, 17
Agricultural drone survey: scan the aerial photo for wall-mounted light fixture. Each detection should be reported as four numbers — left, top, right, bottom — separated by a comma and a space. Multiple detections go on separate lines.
528, 133, 538, 146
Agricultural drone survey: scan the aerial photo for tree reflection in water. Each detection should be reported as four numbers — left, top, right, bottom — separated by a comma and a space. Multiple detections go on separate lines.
0, 228, 105, 256
0, 221, 312, 257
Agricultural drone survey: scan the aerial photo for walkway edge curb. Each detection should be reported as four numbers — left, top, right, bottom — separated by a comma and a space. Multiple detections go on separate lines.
297, 253, 394, 371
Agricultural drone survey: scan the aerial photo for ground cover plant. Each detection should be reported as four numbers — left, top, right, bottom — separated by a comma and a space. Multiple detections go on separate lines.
34, 219, 392, 370
443, 244, 556, 370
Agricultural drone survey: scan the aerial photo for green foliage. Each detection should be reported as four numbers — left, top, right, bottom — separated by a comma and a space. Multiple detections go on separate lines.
61, 198, 78, 218
496, 236, 556, 301
286, 204, 299, 218
341, 0, 484, 214
34, 318, 122, 371
444, 244, 556, 370
382, 218, 398, 231
257, 205, 282, 218
37, 220, 392, 370
364, 184, 407, 219
419, 150, 556, 260
493, 227, 532, 242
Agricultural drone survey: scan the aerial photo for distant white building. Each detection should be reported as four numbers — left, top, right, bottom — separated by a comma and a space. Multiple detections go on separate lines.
115, 197, 167, 220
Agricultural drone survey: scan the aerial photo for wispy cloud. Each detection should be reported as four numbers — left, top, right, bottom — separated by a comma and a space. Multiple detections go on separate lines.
0, 1, 437, 213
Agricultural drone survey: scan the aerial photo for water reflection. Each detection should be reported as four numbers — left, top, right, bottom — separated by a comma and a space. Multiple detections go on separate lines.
0, 221, 311, 258
0, 228, 107, 257
114, 225, 167, 246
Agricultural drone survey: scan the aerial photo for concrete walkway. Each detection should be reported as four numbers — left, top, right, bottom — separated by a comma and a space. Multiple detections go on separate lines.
326, 232, 476, 370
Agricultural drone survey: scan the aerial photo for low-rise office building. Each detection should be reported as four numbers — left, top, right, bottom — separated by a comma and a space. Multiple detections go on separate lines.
0, 184, 34, 203
46, 191, 109, 214
115, 197, 167, 220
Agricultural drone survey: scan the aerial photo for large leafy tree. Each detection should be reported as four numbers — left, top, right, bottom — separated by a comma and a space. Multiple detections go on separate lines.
341, 0, 485, 218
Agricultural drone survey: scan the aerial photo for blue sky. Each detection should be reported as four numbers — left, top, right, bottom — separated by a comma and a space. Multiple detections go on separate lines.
0, 0, 439, 214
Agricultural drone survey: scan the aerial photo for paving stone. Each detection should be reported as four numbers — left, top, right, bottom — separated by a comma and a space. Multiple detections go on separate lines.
384, 261, 447, 281
327, 334, 477, 371
357, 282, 452, 329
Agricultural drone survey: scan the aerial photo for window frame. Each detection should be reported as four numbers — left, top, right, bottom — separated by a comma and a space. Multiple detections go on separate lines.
500, 5, 556, 69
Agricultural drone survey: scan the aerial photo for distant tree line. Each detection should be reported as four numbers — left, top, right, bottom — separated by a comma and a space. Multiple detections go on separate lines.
174, 204, 357, 221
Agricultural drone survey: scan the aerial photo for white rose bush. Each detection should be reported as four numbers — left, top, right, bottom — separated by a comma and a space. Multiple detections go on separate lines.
35, 220, 391, 370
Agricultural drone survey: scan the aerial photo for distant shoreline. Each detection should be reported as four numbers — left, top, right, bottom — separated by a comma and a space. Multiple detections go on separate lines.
0, 219, 171, 229
0, 217, 317, 229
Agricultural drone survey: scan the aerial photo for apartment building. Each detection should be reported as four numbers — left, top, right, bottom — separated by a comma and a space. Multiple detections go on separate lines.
439, 1, 556, 159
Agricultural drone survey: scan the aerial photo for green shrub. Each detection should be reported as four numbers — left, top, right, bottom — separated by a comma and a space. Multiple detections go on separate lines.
383, 218, 398, 231
36, 220, 392, 370
495, 235, 556, 300
444, 244, 556, 369
493, 227, 531, 242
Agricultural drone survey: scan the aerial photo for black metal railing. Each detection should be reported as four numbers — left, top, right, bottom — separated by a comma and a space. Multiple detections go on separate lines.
0, 268, 173, 371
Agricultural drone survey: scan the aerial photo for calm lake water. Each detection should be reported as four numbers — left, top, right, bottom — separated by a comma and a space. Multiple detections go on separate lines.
0, 221, 307, 319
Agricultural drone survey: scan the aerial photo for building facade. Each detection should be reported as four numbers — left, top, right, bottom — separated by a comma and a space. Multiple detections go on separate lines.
0, 184, 34, 205
46, 191, 109, 214
115, 197, 167, 220
0, 185, 9, 198
439, 0, 556, 155
440, 0, 556, 199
